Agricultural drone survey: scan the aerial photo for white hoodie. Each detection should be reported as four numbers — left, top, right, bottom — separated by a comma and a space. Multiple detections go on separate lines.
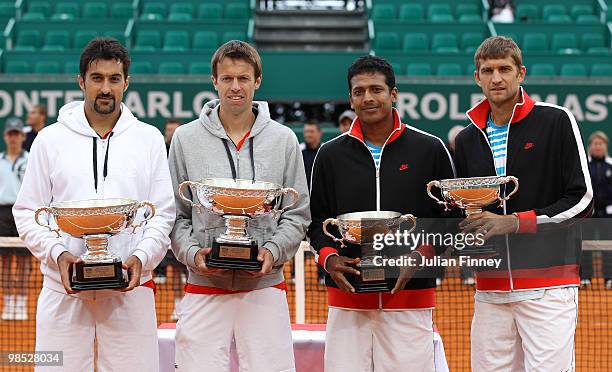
12, 101, 175, 295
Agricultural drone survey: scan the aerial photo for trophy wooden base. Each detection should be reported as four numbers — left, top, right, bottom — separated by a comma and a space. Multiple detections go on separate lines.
71, 261, 128, 291
347, 265, 391, 293
207, 238, 262, 271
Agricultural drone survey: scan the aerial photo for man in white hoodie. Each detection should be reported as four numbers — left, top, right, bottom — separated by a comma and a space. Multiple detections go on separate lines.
12, 38, 175, 371
169, 40, 311, 371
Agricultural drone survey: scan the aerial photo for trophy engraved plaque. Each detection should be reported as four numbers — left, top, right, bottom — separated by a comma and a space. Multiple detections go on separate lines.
179, 178, 299, 270
323, 211, 417, 293
427, 175, 519, 255
35, 198, 155, 290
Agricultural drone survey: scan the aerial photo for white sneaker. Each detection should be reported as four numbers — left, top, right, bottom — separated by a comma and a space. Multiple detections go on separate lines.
580, 279, 591, 287
13, 295, 27, 321
435, 278, 442, 286
2, 295, 14, 321
171, 298, 181, 321
463, 277, 475, 285
605, 280, 612, 289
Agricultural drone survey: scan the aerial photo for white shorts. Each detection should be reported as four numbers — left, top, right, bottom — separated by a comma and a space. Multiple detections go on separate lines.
324, 307, 435, 372
471, 287, 579, 372
35, 286, 159, 372
175, 287, 295, 372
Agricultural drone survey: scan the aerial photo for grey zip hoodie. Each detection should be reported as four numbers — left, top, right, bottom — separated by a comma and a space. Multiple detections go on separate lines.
168, 99, 311, 291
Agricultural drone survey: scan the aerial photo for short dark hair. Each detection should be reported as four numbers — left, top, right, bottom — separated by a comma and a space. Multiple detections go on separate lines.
211, 40, 262, 79
304, 121, 321, 131
347, 55, 396, 92
79, 37, 130, 79
165, 118, 182, 126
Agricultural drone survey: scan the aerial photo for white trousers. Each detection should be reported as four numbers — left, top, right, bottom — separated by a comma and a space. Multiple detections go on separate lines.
35, 286, 159, 372
324, 307, 435, 372
175, 287, 295, 372
471, 287, 579, 372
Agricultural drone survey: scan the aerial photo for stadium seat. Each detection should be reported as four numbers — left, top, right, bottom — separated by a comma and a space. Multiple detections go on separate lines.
399, 4, 423, 21
82, 2, 107, 19
530, 64, 556, 76
131, 62, 154, 74
427, 4, 452, 20
406, 63, 432, 76
140, 13, 163, 21
189, 62, 212, 75
551, 34, 579, 54
586, 47, 611, 55
142, 2, 166, 18
608, 7, 612, 22
466, 64, 476, 76
111, 3, 133, 19
159, 62, 185, 74
197, 3, 222, 20
5, 61, 30, 74
34, 61, 60, 74
372, 4, 395, 20
458, 14, 482, 22
104, 31, 125, 45
403, 33, 428, 52
432, 33, 458, 53
522, 33, 548, 52
576, 15, 600, 24
0, 3, 14, 17
437, 63, 462, 76
542, 5, 566, 20
456, 4, 479, 18
64, 61, 79, 74
547, 15, 572, 23
170, 3, 193, 17
28, 1, 50, 18
222, 32, 246, 44
168, 13, 192, 21
390, 63, 401, 75
43, 30, 70, 51
74, 31, 98, 49
193, 31, 219, 51
431, 14, 454, 22
516, 4, 539, 21
560, 64, 587, 77
16, 30, 40, 50
163, 31, 189, 51
461, 33, 484, 53
591, 64, 612, 77
570, 5, 593, 19
54, 2, 79, 19
22, 12, 45, 20
134, 30, 161, 50
581, 33, 605, 52
225, 3, 249, 20
374, 32, 400, 51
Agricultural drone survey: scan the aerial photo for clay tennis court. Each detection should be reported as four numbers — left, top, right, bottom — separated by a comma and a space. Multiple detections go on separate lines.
1, 253, 610, 371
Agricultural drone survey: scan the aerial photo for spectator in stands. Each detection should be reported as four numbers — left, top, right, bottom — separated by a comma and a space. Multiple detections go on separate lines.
584, 131, 612, 288
169, 40, 310, 371
0, 118, 30, 321
309, 55, 454, 371
338, 109, 356, 133
455, 36, 590, 371
301, 120, 322, 189
22, 104, 47, 151
489, 0, 515, 23
12, 38, 175, 371
164, 118, 182, 154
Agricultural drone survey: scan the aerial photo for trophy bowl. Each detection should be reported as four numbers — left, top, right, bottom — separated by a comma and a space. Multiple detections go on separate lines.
427, 176, 518, 216
323, 211, 417, 292
35, 198, 155, 290
178, 178, 299, 270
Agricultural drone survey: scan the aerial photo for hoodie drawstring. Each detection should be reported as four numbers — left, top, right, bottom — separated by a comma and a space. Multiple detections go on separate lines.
92, 132, 114, 193
222, 137, 255, 182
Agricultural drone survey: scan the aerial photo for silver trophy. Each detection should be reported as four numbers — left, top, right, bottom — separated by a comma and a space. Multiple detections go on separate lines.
323, 211, 416, 292
35, 198, 155, 290
178, 178, 299, 270
427, 175, 519, 254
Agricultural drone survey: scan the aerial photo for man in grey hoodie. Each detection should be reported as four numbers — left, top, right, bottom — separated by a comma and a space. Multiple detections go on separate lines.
169, 41, 311, 371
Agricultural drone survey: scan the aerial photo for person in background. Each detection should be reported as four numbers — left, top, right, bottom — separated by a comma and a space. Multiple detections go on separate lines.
0, 117, 30, 320
583, 131, 612, 288
338, 109, 356, 134
489, 0, 515, 23
22, 104, 47, 151
164, 118, 182, 154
